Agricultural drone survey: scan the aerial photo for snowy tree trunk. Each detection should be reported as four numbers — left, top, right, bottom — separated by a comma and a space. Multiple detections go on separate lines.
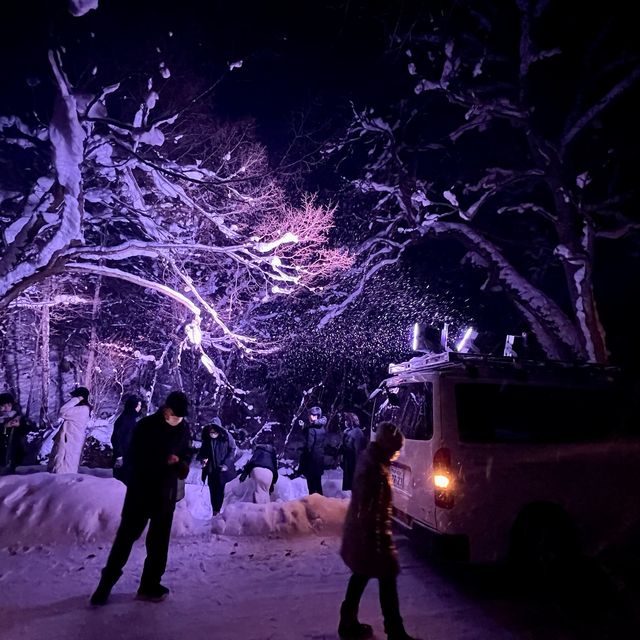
40, 287, 51, 425
41, 309, 51, 421
83, 276, 102, 388
552, 190, 608, 363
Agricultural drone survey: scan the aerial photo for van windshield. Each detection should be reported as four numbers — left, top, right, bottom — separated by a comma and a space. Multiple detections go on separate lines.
374, 382, 433, 440
455, 382, 635, 443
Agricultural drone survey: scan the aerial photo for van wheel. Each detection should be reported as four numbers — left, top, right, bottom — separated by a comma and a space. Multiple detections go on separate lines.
509, 504, 580, 587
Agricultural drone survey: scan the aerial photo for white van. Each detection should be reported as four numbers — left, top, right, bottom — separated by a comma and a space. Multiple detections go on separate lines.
370, 351, 640, 565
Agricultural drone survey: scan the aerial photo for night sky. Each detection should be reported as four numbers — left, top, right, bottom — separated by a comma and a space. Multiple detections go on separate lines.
1, 0, 639, 368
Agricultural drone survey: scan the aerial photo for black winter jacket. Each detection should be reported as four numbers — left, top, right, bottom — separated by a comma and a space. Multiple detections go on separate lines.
299, 417, 327, 477
197, 426, 237, 482
123, 410, 191, 514
241, 443, 278, 485
111, 399, 140, 461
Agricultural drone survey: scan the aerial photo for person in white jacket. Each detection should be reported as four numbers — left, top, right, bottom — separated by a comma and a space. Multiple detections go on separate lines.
49, 387, 91, 474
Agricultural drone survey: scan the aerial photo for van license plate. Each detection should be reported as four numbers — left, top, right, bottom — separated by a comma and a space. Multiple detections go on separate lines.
390, 464, 411, 494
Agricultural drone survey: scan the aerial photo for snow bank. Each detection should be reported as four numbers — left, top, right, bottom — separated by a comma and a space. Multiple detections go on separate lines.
0, 469, 349, 547
209, 493, 348, 537
0, 473, 126, 547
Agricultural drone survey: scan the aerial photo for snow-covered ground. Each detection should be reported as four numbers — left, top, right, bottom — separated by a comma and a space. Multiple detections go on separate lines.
1, 467, 639, 640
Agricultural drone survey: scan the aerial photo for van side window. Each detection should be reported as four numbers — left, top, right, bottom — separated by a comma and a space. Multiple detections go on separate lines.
455, 382, 628, 443
374, 383, 433, 440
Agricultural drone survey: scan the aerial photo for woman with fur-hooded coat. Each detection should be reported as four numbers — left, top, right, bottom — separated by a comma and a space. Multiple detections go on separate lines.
339, 421, 418, 640
49, 387, 91, 474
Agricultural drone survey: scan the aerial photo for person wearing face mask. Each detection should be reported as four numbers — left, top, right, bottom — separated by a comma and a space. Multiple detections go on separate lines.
90, 391, 191, 606
197, 417, 237, 516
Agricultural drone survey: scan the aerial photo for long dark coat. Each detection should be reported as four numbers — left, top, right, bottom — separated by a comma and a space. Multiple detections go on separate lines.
299, 418, 327, 477
111, 397, 140, 483
111, 397, 140, 460
340, 441, 400, 578
123, 410, 191, 514
341, 426, 367, 491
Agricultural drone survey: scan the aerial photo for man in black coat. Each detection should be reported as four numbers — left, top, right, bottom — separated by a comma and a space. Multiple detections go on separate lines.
91, 391, 191, 605
298, 406, 327, 496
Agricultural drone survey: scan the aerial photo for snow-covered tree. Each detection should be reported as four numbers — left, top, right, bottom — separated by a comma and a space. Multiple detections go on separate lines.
0, 48, 348, 388
324, 0, 639, 363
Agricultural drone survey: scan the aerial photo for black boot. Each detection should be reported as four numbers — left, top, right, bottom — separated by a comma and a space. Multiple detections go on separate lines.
338, 601, 374, 639
136, 583, 170, 602
90, 569, 121, 606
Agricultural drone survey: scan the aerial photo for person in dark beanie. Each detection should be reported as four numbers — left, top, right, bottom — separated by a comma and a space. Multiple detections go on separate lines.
338, 421, 419, 640
298, 405, 327, 496
197, 417, 236, 515
111, 394, 142, 484
90, 391, 191, 606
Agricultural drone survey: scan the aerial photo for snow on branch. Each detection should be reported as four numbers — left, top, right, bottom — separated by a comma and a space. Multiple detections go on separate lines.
562, 66, 640, 151
65, 262, 202, 318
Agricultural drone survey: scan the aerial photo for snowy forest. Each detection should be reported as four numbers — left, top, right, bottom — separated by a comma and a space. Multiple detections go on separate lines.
0, 0, 638, 466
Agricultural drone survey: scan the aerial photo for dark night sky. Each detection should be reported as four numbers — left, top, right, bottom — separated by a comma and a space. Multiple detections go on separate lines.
0, 0, 401, 144
1, 0, 639, 368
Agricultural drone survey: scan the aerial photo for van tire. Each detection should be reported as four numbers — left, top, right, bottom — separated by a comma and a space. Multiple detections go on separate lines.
508, 503, 580, 587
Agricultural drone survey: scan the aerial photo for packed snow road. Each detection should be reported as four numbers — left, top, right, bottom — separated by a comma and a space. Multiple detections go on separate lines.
1, 532, 638, 640
0, 471, 638, 639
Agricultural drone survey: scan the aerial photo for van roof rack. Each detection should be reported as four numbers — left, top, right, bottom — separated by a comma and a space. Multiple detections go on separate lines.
388, 351, 618, 376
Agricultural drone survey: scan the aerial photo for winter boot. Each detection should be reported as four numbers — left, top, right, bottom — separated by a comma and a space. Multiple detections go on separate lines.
338, 601, 374, 639
136, 583, 170, 602
90, 569, 121, 606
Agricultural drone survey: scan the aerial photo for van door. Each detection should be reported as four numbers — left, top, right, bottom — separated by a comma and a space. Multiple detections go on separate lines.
373, 381, 436, 529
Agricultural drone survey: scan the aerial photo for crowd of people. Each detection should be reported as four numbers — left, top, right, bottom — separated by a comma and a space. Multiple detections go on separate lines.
0, 387, 417, 639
